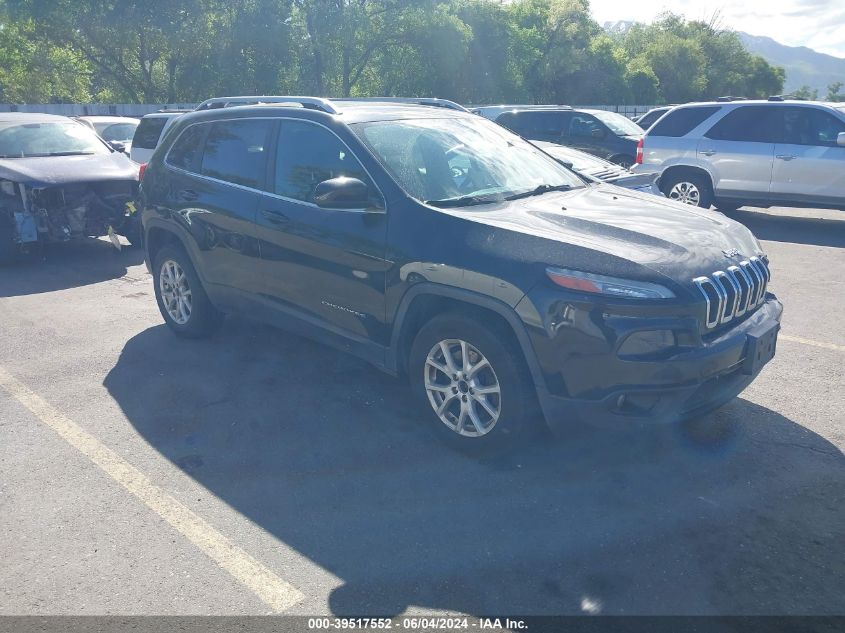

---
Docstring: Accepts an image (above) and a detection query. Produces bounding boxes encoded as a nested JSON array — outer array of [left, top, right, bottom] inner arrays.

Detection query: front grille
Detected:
[[693, 256, 770, 329]]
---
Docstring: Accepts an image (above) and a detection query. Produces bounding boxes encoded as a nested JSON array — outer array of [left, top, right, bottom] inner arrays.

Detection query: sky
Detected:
[[590, 0, 845, 58]]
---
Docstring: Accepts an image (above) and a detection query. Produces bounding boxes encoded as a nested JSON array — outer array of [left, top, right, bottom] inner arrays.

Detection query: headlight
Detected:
[[546, 267, 675, 299]]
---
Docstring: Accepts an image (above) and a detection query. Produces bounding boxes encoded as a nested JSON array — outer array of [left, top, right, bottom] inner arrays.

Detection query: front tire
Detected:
[[152, 244, 222, 338], [661, 171, 714, 208], [409, 313, 536, 451]]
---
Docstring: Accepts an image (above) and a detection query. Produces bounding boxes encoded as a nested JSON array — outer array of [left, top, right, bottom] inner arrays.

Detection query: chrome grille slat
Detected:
[[694, 256, 770, 329]]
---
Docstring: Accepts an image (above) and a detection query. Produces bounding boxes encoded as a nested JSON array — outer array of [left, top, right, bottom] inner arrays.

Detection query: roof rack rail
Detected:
[[334, 97, 469, 112], [194, 96, 340, 114], [715, 96, 747, 102], [768, 94, 807, 102]]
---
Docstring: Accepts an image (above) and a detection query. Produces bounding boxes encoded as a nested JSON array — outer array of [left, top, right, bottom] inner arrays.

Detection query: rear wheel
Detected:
[[661, 171, 714, 208], [409, 313, 536, 452], [153, 244, 222, 338]]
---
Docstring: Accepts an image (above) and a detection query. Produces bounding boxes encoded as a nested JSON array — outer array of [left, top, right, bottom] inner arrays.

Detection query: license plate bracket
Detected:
[[742, 322, 779, 375]]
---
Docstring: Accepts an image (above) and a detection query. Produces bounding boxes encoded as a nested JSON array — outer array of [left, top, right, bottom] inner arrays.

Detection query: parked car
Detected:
[[75, 115, 139, 154], [633, 106, 673, 131], [473, 105, 643, 168], [533, 141, 663, 196], [130, 110, 188, 164], [139, 97, 781, 449], [633, 99, 845, 210], [0, 113, 140, 262]]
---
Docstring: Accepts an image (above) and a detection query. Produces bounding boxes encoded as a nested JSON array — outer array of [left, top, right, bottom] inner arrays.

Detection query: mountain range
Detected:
[[603, 21, 845, 96]]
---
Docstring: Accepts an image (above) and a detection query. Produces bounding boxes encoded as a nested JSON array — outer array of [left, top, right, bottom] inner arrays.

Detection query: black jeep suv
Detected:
[[139, 97, 782, 448]]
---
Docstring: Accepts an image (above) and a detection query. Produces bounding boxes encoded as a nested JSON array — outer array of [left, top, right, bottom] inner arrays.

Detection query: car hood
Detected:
[[0, 152, 138, 187], [451, 184, 764, 288]]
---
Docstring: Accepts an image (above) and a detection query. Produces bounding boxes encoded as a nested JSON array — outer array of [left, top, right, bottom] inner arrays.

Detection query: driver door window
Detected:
[[274, 120, 372, 204]]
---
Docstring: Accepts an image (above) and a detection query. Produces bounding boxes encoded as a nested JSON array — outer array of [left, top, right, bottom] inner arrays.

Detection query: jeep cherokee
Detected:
[[139, 97, 782, 449]]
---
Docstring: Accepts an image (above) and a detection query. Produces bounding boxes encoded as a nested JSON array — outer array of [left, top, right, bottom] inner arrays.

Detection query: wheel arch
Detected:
[[144, 220, 209, 286], [388, 284, 546, 392], [660, 164, 714, 192]]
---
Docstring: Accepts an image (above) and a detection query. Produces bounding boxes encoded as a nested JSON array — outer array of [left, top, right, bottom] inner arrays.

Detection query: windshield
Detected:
[[0, 121, 109, 158], [94, 121, 138, 143], [353, 116, 584, 206], [591, 111, 643, 137]]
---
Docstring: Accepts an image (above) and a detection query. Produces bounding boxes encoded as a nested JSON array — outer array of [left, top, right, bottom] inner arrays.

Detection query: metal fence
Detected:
[[0, 103, 659, 119], [0, 103, 197, 116]]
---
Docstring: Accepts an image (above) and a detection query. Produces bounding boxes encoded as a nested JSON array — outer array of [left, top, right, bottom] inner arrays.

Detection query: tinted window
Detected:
[[200, 119, 272, 189], [495, 111, 569, 137], [568, 114, 604, 139], [167, 124, 207, 172], [705, 106, 783, 143], [650, 106, 720, 137], [638, 109, 668, 130], [783, 107, 845, 146], [95, 122, 138, 143], [274, 120, 371, 203], [132, 117, 169, 149]]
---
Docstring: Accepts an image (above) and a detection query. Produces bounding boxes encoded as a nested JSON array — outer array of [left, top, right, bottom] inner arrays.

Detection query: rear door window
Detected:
[[200, 119, 273, 189], [495, 111, 569, 138], [782, 107, 845, 146], [132, 117, 169, 149], [705, 106, 783, 143], [167, 123, 207, 172], [650, 106, 720, 137], [274, 120, 371, 204]]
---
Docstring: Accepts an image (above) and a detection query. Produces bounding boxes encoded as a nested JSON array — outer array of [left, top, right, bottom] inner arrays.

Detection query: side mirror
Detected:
[[837, 132, 845, 147], [109, 141, 126, 153], [313, 177, 383, 211]]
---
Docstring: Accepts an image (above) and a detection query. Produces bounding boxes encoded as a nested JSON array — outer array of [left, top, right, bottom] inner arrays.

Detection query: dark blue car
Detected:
[[474, 105, 643, 168]]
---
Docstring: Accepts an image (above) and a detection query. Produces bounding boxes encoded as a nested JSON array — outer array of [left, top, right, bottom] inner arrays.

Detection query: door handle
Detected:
[[776, 154, 797, 161], [177, 189, 198, 201], [261, 209, 290, 226], [700, 149, 717, 156]]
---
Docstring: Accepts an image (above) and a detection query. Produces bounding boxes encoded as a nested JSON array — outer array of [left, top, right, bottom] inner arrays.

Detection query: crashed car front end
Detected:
[[1, 177, 139, 254], [0, 114, 141, 259]]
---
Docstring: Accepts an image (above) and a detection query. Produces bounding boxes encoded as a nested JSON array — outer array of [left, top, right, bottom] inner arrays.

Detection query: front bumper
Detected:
[[531, 295, 783, 431]]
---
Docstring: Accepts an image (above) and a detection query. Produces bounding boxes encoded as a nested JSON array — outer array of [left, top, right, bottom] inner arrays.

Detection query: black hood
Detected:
[[451, 184, 764, 288], [0, 152, 138, 187]]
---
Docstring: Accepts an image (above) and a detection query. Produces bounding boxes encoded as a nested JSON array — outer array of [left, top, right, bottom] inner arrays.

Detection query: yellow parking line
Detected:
[[779, 334, 845, 352], [0, 366, 304, 613]]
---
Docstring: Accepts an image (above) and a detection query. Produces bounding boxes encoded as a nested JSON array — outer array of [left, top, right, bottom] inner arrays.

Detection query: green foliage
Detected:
[[0, 0, 786, 105], [826, 81, 845, 102], [792, 85, 819, 100]]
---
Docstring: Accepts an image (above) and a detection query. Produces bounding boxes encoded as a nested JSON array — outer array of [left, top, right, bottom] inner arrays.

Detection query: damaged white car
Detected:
[[0, 113, 140, 264]]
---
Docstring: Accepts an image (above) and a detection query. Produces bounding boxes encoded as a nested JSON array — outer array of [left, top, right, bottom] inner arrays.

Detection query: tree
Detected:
[[826, 81, 844, 102], [0, 14, 91, 102], [792, 85, 818, 100]]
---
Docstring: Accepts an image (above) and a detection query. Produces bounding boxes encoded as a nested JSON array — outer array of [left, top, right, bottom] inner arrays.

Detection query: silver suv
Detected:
[[633, 100, 845, 210]]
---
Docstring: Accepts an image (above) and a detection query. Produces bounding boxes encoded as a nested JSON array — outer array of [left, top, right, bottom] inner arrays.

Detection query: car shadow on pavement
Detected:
[[104, 320, 845, 616], [728, 209, 845, 248], [0, 238, 144, 298]]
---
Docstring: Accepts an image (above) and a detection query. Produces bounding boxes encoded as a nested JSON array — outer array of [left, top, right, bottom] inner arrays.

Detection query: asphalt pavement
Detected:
[[0, 206, 842, 617]]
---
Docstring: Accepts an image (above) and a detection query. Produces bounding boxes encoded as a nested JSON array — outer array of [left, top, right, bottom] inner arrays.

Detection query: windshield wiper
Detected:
[[425, 194, 502, 208], [46, 151, 96, 156], [504, 184, 574, 201]]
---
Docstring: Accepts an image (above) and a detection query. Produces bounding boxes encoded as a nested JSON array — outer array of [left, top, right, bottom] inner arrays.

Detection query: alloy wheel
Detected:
[[668, 181, 701, 205], [159, 259, 192, 325], [424, 339, 501, 437]]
